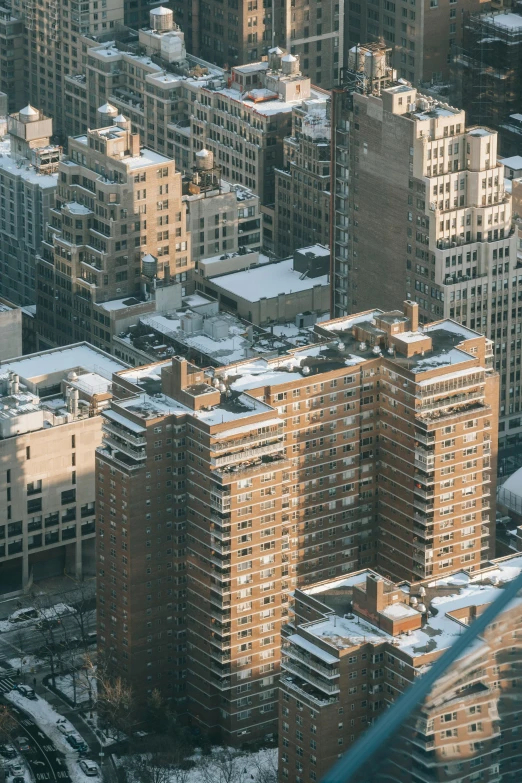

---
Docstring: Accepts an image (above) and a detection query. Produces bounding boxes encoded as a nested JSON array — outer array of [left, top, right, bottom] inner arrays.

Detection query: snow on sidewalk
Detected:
[[55, 672, 97, 704], [5, 689, 95, 783]]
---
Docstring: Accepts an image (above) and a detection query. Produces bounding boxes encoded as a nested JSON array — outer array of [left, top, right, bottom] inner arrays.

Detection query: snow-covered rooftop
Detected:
[[499, 467, 522, 500], [423, 319, 481, 341], [208, 257, 329, 302], [482, 11, 522, 30], [0, 139, 58, 188], [1, 343, 127, 382], [501, 155, 522, 170]]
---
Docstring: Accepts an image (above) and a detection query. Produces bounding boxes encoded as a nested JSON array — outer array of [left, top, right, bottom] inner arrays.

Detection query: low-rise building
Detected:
[[0, 343, 127, 593], [198, 247, 330, 325], [112, 293, 322, 367]]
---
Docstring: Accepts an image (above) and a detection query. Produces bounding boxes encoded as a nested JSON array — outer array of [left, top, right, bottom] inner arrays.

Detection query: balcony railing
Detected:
[[96, 447, 143, 472], [211, 427, 284, 453], [102, 434, 146, 461], [285, 645, 339, 679], [211, 440, 285, 467], [281, 675, 339, 707], [102, 421, 146, 446], [282, 659, 340, 695]]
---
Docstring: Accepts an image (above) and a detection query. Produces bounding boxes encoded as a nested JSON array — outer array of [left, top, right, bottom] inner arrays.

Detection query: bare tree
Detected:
[[127, 753, 175, 783], [76, 653, 97, 707], [68, 580, 96, 650], [198, 749, 249, 783], [0, 706, 16, 743], [252, 753, 278, 783], [96, 659, 135, 740]]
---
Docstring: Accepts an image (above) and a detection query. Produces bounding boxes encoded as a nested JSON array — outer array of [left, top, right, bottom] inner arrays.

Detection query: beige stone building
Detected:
[[332, 45, 519, 453], [279, 555, 522, 783], [96, 299, 497, 743], [36, 117, 191, 351], [0, 343, 126, 593], [61, 16, 327, 207], [183, 150, 262, 268]]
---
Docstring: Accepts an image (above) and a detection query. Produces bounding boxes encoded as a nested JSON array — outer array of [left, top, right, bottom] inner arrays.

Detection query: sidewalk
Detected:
[[31, 669, 101, 755]]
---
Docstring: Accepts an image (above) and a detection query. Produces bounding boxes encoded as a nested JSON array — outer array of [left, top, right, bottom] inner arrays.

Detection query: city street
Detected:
[[2, 698, 73, 783]]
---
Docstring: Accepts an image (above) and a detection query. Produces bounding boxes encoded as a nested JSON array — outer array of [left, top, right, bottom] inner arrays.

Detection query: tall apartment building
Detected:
[[183, 149, 262, 267], [10, 0, 125, 138], [452, 11, 522, 153], [191, 50, 326, 205], [61, 13, 325, 207], [36, 117, 192, 351], [331, 45, 519, 451], [171, 0, 342, 91], [0, 6, 26, 112], [0, 104, 60, 306], [279, 556, 522, 783], [0, 343, 126, 594], [344, 0, 489, 87], [96, 298, 497, 741], [273, 96, 331, 258]]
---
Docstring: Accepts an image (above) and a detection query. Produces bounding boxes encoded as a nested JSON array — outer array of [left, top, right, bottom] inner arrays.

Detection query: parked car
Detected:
[[57, 723, 74, 737], [8, 764, 24, 776], [0, 745, 16, 760], [15, 685, 36, 700], [66, 734, 88, 752], [87, 632, 97, 646], [79, 760, 99, 777], [12, 777, 25, 783], [9, 608, 38, 623], [15, 736, 31, 752]]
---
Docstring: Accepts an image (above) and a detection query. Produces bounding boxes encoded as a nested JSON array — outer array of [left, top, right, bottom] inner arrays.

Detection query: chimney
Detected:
[[404, 300, 419, 332], [129, 133, 141, 157]]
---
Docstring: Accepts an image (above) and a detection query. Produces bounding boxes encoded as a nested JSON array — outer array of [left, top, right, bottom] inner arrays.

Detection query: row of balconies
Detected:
[[211, 440, 285, 467], [211, 426, 284, 453], [284, 644, 339, 680], [102, 434, 146, 462], [281, 658, 340, 695], [102, 420, 146, 447]]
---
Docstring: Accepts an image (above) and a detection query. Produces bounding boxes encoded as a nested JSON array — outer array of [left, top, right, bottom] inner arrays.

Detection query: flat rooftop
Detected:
[[0, 343, 128, 383], [300, 554, 522, 660], [482, 11, 522, 31], [0, 139, 58, 188], [501, 155, 522, 170], [207, 257, 329, 302]]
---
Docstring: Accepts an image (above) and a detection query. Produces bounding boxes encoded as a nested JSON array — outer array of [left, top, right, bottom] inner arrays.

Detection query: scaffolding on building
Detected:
[[451, 11, 522, 142]]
